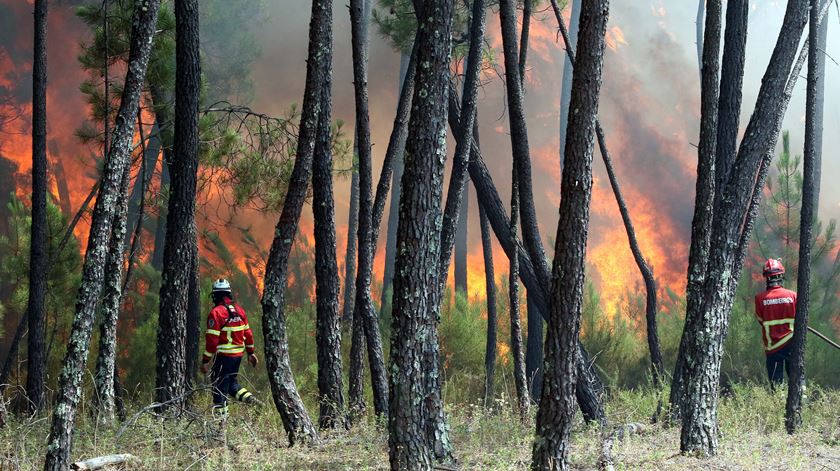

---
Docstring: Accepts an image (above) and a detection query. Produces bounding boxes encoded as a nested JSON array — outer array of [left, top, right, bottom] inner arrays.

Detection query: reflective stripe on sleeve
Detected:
[[203, 351, 213, 358], [206, 329, 221, 336]]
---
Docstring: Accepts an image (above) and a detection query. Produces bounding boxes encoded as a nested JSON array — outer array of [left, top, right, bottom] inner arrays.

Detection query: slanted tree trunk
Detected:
[[525, 294, 543, 402], [156, 0, 200, 409], [388, 0, 453, 466], [26, 0, 48, 415], [680, 0, 808, 455], [509, 154, 529, 422], [94, 164, 130, 424], [312, 48, 345, 429], [260, 0, 331, 448], [696, 0, 705, 80], [558, 0, 581, 167], [480, 202, 498, 409], [44, 1, 161, 468], [449, 87, 607, 426], [785, 0, 821, 434], [381, 54, 411, 313], [349, 0, 389, 418], [532, 1, 609, 467]]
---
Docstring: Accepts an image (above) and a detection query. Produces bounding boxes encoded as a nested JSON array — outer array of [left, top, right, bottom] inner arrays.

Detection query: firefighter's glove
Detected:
[[248, 353, 259, 368]]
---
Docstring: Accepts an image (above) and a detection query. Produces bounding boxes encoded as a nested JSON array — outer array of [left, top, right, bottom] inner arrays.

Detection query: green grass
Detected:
[[1, 384, 839, 470]]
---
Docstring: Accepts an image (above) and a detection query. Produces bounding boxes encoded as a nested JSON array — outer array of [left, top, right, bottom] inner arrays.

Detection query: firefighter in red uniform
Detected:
[[200, 279, 260, 414], [754, 259, 797, 387]]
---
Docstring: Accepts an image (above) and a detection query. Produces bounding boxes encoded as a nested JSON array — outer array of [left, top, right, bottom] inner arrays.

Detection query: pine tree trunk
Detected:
[[312, 55, 345, 429], [25, 0, 48, 415], [343, 160, 359, 322], [348, 297, 366, 418], [498, 0, 551, 294], [454, 195, 468, 296], [525, 293, 543, 402], [532, 2, 609, 467], [811, 0, 828, 216], [558, 0, 581, 167], [125, 118, 162, 247], [449, 88, 606, 425], [185, 231, 200, 386], [148, 84, 173, 274], [52, 157, 72, 219], [509, 159, 529, 422], [680, 0, 808, 454], [480, 203, 498, 409], [44, 2, 161, 468], [670, 0, 722, 422], [425, 0, 486, 460], [260, 0, 332, 447], [388, 0, 453, 466], [156, 0, 200, 409], [381, 52, 411, 312], [349, 0, 389, 418], [713, 0, 748, 210], [93, 164, 131, 424], [785, 0, 820, 434]]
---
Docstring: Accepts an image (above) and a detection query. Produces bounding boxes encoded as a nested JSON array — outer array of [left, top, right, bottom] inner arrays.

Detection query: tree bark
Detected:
[[425, 0, 487, 459], [480, 202, 498, 409], [93, 164, 130, 424], [387, 0, 453, 466], [349, 0, 390, 418], [680, 0, 808, 455], [696, 0, 705, 80], [381, 54, 411, 312], [156, 0, 201, 409], [811, 0, 828, 216], [509, 150, 529, 422], [713, 0, 748, 210], [343, 154, 359, 322], [26, 0, 48, 415], [185, 236, 200, 387], [260, 0, 331, 448], [670, 0, 722, 423], [532, 1, 609, 467], [44, 1, 161, 468], [312, 47, 345, 429], [558, 0, 581, 167], [525, 294, 543, 402], [785, 0, 820, 434]]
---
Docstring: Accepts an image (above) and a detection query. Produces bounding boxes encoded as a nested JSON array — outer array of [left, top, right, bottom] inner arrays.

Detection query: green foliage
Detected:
[[0, 194, 82, 384]]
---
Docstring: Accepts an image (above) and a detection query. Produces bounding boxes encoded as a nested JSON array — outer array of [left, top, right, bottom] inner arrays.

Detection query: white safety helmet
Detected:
[[211, 278, 232, 294]]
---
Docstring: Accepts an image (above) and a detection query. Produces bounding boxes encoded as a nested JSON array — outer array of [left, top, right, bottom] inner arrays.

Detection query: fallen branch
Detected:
[[71, 454, 137, 470], [598, 423, 646, 471]]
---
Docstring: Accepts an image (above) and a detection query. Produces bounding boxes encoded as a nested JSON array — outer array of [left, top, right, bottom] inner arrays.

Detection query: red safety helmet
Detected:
[[762, 259, 785, 278]]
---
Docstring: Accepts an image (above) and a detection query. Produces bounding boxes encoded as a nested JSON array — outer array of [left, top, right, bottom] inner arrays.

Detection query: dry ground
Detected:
[[1, 385, 838, 470]]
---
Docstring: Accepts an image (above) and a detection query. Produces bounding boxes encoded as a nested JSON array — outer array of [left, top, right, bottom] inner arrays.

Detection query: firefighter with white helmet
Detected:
[[201, 278, 260, 414]]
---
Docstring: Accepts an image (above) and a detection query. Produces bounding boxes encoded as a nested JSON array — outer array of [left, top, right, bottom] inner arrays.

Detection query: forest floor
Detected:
[[1, 384, 839, 470]]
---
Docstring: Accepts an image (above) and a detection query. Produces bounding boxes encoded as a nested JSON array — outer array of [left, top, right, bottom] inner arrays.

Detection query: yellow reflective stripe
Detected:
[[235, 388, 249, 400], [245, 344, 255, 349], [217, 346, 245, 353], [763, 319, 795, 351], [206, 329, 221, 336], [203, 351, 213, 358], [222, 324, 250, 333]]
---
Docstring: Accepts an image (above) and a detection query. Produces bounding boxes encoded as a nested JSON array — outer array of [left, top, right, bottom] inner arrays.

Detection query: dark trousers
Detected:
[[766, 343, 792, 387], [210, 355, 244, 407]]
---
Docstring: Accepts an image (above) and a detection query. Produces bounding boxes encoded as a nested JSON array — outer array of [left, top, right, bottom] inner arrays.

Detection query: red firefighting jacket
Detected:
[[754, 286, 797, 354], [203, 296, 255, 362]]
